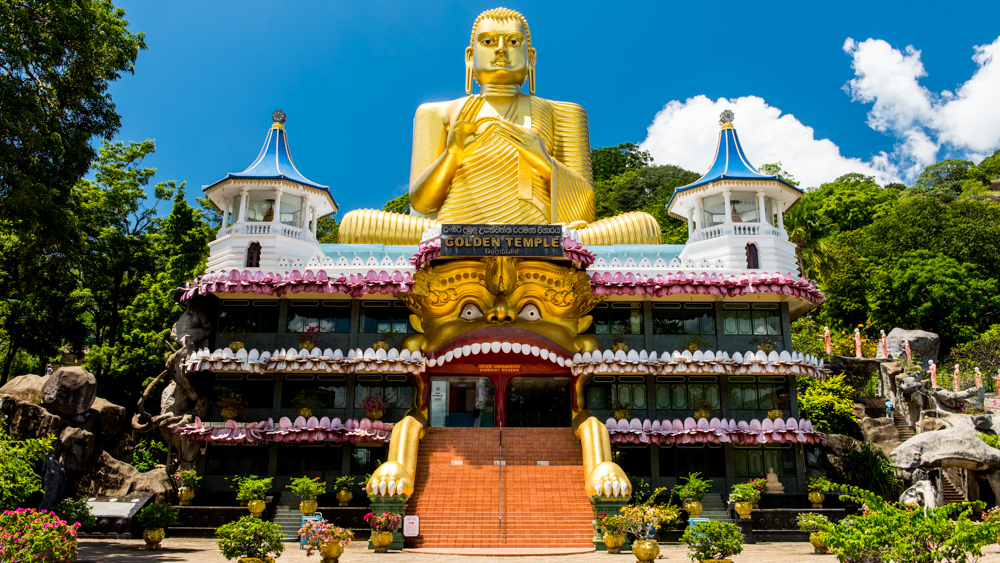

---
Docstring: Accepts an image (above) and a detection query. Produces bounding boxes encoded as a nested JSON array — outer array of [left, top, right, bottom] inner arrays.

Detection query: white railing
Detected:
[[694, 223, 786, 241], [216, 221, 309, 240]]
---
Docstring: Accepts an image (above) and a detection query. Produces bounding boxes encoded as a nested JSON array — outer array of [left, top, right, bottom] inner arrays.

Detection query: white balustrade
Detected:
[[695, 223, 786, 241], [216, 221, 310, 240]]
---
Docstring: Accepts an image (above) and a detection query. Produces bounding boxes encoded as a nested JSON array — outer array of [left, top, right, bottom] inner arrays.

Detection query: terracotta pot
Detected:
[[613, 409, 630, 421], [735, 501, 753, 520], [143, 528, 164, 550], [809, 532, 827, 554], [603, 533, 625, 553], [321, 540, 344, 563], [336, 490, 353, 506], [631, 539, 660, 563], [367, 409, 384, 421], [684, 500, 703, 518], [300, 499, 318, 515], [693, 409, 710, 421], [371, 530, 393, 553], [808, 491, 824, 508], [767, 409, 783, 421], [297, 407, 313, 418], [220, 407, 240, 421], [248, 499, 265, 518], [178, 487, 195, 506]]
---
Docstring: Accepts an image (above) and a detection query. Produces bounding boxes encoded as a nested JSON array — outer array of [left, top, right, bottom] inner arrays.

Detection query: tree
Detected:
[[758, 162, 800, 187], [383, 193, 410, 215], [0, 426, 52, 510], [594, 164, 698, 243], [797, 374, 856, 435], [591, 143, 651, 182], [910, 159, 975, 202], [316, 216, 339, 243]]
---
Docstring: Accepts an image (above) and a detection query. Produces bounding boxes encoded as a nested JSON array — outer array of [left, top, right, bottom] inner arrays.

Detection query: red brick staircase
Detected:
[[406, 427, 594, 548]]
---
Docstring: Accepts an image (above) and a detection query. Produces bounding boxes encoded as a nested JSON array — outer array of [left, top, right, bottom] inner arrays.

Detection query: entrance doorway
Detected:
[[505, 377, 571, 427], [429, 377, 496, 427]]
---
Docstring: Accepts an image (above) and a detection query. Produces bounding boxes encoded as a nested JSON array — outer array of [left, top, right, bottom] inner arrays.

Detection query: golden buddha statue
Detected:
[[339, 8, 660, 246]]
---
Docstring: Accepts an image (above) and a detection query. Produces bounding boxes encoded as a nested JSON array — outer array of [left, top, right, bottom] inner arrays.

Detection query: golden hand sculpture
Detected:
[[339, 8, 661, 246]]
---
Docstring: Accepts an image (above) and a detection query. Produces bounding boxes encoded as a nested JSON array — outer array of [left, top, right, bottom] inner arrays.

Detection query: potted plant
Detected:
[[796, 512, 831, 554], [611, 400, 632, 421], [235, 475, 273, 518], [619, 501, 680, 563], [729, 483, 760, 521], [216, 392, 249, 421], [750, 335, 777, 354], [761, 390, 790, 421], [217, 515, 285, 562], [287, 476, 326, 516], [683, 335, 711, 353], [300, 518, 354, 563], [746, 477, 765, 509], [673, 472, 712, 518], [364, 510, 401, 553], [298, 325, 323, 351], [680, 519, 744, 563], [54, 498, 98, 530], [136, 502, 179, 550], [806, 476, 832, 508], [292, 390, 323, 418], [332, 475, 357, 506], [174, 468, 202, 506], [690, 397, 718, 421], [596, 511, 629, 553], [360, 393, 389, 420]]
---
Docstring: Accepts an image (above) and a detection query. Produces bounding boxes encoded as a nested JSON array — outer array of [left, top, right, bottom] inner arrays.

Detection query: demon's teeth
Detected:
[[501, 341, 512, 353], [471, 343, 481, 355]]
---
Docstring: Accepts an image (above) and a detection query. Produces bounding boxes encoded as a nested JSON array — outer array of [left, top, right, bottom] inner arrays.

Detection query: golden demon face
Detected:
[[398, 257, 602, 361]]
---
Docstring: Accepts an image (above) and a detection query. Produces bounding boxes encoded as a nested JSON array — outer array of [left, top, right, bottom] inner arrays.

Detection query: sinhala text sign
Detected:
[[440, 224, 562, 257]]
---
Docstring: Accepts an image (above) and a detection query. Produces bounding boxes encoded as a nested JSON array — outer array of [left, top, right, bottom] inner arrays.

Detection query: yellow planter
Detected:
[[693, 409, 710, 421], [701, 560, 734, 563], [373, 341, 390, 351], [178, 487, 195, 506], [220, 407, 240, 421], [767, 409, 783, 421], [247, 499, 265, 518], [228, 341, 244, 351], [321, 540, 345, 563], [614, 409, 631, 421], [300, 499, 318, 515], [371, 530, 393, 553], [367, 409, 383, 420], [142, 528, 164, 550], [684, 500, 703, 518], [603, 532, 625, 553], [808, 491, 824, 508], [735, 501, 753, 520], [810, 532, 827, 554], [238, 559, 274, 563], [631, 539, 660, 563], [336, 490, 353, 506], [300, 341, 316, 351], [297, 407, 313, 418]]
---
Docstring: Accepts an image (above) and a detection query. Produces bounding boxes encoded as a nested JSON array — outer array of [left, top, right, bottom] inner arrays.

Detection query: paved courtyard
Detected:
[[76, 538, 1000, 562]]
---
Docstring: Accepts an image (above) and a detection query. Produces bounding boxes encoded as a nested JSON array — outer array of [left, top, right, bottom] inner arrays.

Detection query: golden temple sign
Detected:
[[441, 224, 562, 257]]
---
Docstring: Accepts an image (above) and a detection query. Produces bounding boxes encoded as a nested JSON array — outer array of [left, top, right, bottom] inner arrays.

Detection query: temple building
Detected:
[[168, 7, 825, 551]]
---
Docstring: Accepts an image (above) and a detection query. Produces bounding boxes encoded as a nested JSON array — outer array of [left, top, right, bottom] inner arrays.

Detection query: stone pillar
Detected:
[[776, 201, 785, 230], [368, 495, 409, 550], [723, 189, 733, 233], [238, 187, 249, 224], [310, 207, 319, 240], [756, 191, 767, 224], [591, 496, 631, 551], [221, 201, 230, 230], [272, 187, 284, 229], [299, 195, 308, 230], [694, 199, 704, 232], [687, 208, 695, 238]]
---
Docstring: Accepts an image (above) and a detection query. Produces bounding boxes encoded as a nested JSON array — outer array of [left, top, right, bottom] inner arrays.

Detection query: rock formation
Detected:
[[885, 328, 940, 369]]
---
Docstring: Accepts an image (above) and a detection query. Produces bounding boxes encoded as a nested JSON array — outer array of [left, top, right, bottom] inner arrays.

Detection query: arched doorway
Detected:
[[246, 241, 262, 267], [505, 377, 571, 427]]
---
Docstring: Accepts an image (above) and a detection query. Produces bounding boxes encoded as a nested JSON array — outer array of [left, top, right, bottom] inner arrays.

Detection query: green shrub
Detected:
[[233, 475, 273, 501], [729, 482, 760, 503], [798, 374, 857, 435], [680, 520, 743, 561], [287, 476, 326, 500], [672, 472, 711, 502], [0, 427, 52, 510], [599, 514, 629, 536], [978, 433, 1000, 449], [53, 498, 97, 529], [796, 512, 831, 533], [332, 475, 357, 493], [841, 441, 903, 501], [136, 503, 179, 530], [131, 439, 167, 472], [0, 508, 79, 563], [216, 516, 285, 561]]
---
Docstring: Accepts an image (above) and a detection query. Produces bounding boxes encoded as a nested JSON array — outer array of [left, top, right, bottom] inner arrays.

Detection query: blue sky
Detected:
[[110, 1, 1000, 214]]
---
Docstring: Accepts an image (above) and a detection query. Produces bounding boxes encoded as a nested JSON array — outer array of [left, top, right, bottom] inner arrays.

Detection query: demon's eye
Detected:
[[518, 303, 541, 321], [460, 302, 483, 321]]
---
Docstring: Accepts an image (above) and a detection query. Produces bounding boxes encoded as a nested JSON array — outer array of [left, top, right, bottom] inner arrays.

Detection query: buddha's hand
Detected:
[[491, 119, 554, 180], [585, 461, 632, 498], [366, 461, 413, 497], [446, 96, 488, 160]]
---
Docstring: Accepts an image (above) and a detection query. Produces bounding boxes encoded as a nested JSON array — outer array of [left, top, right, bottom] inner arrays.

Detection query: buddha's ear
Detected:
[[465, 46, 474, 94], [577, 315, 592, 335], [409, 314, 424, 334], [527, 47, 536, 95]]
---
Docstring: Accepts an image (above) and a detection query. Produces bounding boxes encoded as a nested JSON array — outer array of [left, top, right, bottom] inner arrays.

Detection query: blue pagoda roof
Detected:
[[206, 117, 332, 199], [668, 121, 800, 207]]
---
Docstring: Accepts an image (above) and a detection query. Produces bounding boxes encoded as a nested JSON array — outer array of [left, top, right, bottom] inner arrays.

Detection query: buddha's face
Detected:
[[399, 258, 600, 362], [467, 17, 534, 87]]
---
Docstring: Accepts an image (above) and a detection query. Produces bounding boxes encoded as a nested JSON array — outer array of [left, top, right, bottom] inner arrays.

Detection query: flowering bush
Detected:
[[214, 392, 248, 412], [360, 393, 389, 412], [364, 510, 401, 532], [53, 498, 96, 529], [216, 516, 285, 561], [287, 476, 326, 500], [746, 477, 766, 494], [0, 508, 79, 563], [599, 514, 629, 536], [619, 504, 680, 540], [299, 518, 353, 556], [689, 397, 718, 411], [681, 520, 743, 561], [806, 476, 833, 493], [174, 468, 202, 489]]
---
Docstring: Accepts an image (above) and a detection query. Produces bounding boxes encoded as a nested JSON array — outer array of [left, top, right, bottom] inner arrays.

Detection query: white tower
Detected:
[[667, 110, 802, 275], [203, 110, 337, 271]]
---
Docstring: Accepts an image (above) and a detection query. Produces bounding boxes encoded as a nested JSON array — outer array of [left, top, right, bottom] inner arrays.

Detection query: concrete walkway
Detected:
[[75, 538, 1000, 562]]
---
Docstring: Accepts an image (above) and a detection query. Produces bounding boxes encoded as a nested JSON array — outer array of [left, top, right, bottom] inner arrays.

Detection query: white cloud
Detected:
[[638, 95, 896, 189]]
